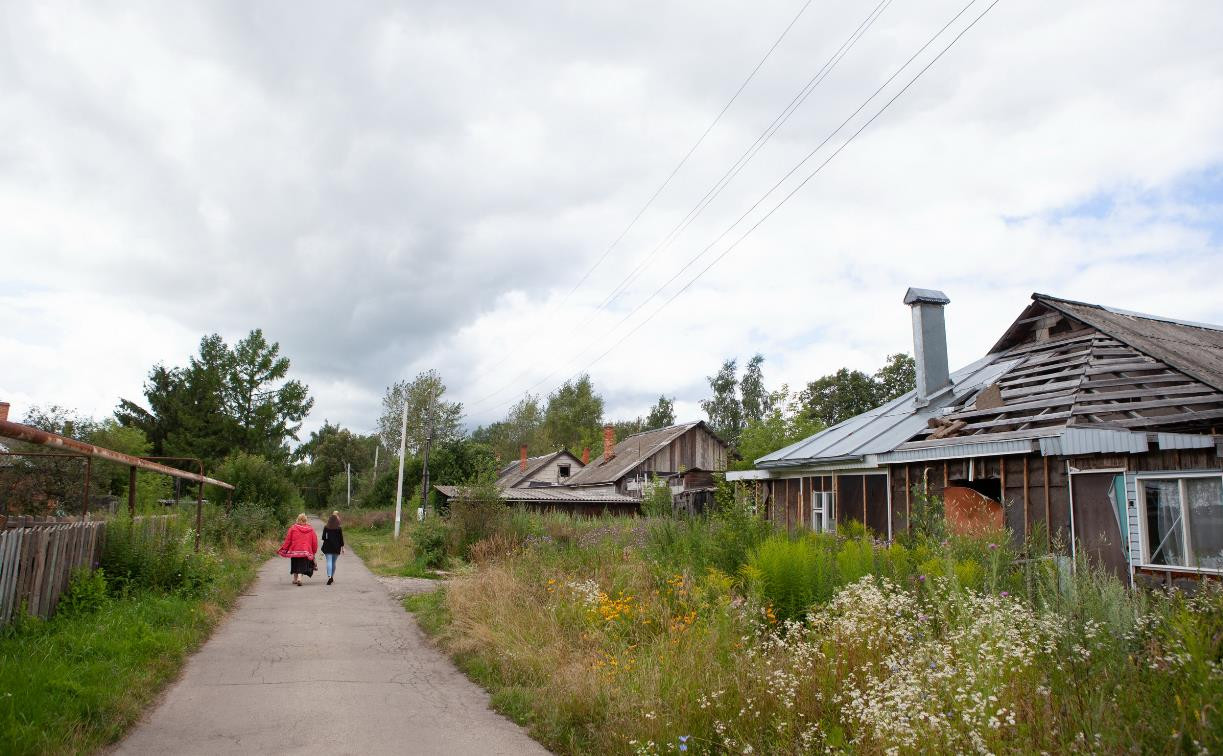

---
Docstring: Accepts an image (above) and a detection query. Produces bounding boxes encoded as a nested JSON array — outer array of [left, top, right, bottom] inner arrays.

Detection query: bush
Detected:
[[211, 452, 302, 525], [102, 519, 220, 597], [640, 476, 673, 518], [446, 475, 507, 560], [57, 568, 109, 618], [412, 516, 450, 568], [203, 502, 279, 548], [745, 533, 838, 621]]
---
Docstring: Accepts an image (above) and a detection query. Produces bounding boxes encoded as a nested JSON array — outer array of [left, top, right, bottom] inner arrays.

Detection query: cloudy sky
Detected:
[[3, 0, 1222, 440]]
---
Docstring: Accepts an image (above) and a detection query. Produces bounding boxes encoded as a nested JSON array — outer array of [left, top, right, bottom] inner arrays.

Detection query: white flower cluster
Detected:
[[564, 578, 602, 608]]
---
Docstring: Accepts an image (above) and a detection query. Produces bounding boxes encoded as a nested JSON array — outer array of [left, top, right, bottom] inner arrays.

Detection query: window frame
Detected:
[[810, 491, 834, 533], [1136, 471, 1223, 573], [558, 464, 571, 478]]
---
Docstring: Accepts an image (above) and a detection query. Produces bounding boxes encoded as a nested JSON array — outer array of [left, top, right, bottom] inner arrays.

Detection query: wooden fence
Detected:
[[0, 515, 176, 624]]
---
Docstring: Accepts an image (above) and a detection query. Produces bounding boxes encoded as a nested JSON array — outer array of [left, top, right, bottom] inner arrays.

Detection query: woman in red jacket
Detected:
[[278, 513, 319, 586]]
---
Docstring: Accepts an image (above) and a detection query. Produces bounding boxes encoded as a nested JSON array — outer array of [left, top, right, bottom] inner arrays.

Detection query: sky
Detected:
[[3, 0, 1222, 442]]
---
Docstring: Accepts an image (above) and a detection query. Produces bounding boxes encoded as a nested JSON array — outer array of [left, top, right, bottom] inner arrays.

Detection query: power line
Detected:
[[478, 0, 1002, 417], [574, 0, 1005, 379], [468, 0, 892, 411], [465, 0, 815, 405]]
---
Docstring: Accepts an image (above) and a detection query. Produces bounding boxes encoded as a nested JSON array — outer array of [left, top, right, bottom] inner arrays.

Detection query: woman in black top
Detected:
[[321, 511, 345, 585]]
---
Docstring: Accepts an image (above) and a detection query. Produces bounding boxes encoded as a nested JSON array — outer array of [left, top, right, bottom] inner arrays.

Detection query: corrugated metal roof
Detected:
[[435, 484, 637, 504], [878, 438, 1037, 463], [1154, 432, 1218, 450], [1038, 428, 1149, 456], [756, 354, 1019, 468]]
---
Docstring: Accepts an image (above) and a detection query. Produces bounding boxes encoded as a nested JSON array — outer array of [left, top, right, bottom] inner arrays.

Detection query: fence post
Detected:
[[128, 466, 137, 518]]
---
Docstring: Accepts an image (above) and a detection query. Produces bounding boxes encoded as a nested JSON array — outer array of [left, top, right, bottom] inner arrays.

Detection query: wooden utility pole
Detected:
[[393, 403, 408, 539], [420, 413, 434, 520]]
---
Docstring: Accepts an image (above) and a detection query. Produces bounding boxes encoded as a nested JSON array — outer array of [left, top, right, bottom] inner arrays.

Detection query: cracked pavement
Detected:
[[114, 520, 548, 755]]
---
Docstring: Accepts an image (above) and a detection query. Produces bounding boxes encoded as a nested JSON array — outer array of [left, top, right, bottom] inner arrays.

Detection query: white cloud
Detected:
[[2, 0, 1221, 438]]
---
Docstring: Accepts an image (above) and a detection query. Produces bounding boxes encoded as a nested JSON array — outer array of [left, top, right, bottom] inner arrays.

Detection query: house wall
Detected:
[[614, 426, 727, 495], [757, 474, 887, 535], [887, 447, 1222, 562], [520, 454, 580, 487], [889, 454, 1069, 545]]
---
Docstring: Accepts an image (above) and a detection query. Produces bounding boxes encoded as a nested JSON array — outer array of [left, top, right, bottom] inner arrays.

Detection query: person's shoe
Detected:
[[327, 577, 334, 585]]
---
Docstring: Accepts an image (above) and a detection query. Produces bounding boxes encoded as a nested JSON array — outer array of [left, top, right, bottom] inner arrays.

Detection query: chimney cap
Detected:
[[904, 287, 950, 306]]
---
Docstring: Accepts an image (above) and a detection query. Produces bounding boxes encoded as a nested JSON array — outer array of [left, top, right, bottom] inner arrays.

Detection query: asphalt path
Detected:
[[114, 519, 547, 755]]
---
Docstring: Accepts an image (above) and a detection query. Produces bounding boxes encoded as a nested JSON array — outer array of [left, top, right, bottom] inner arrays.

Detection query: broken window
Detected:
[[1140, 475, 1223, 570], [558, 464, 571, 478]]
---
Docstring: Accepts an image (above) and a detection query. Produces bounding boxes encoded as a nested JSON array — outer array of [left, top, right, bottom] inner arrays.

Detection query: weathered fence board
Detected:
[[0, 521, 106, 623]]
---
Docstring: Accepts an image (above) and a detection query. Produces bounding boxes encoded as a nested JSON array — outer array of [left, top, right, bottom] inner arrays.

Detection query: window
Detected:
[[810, 491, 834, 533], [1140, 475, 1223, 570], [558, 464, 571, 478]]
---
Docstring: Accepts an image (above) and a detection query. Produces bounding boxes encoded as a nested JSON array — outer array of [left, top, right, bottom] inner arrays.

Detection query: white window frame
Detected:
[[1136, 471, 1223, 573], [810, 491, 834, 533]]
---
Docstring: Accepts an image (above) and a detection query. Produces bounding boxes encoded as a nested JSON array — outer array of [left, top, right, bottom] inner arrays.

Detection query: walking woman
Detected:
[[321, 510, 345, 586], [278, 513, 319, 586]]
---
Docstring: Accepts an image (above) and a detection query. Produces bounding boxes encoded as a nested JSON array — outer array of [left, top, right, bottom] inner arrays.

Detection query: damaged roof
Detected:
[[748, 293, 1223, 471], [434, 484, 637, 505]]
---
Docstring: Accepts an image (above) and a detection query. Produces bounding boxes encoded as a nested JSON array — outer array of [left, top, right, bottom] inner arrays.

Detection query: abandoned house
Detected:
[[437, 421, 729, 516], [564, 421, 729, 512], [727, 289, 1223, 584]]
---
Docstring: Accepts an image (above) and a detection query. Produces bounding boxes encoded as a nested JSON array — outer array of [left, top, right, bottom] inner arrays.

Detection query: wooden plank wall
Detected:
[[888, 454, 1068, 545], [0, 515, 175, 625]]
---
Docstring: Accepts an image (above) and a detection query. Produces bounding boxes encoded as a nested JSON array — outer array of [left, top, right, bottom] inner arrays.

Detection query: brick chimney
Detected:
[[603, 425, 615, 462], [581, 447, 590, 465], [520, 444, 528, 472], [0, 402, 9, 423]]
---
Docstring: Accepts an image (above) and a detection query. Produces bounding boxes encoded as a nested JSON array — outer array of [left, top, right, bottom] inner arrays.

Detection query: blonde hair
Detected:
[[296, 513, 309, 524]]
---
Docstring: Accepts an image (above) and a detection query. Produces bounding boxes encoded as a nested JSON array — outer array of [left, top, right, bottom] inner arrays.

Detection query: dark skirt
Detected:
[[290, 557, 314, 576]]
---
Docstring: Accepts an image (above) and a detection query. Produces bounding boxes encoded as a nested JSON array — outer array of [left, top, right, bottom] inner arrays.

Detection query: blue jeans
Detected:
[[325, 552, 338, 577]]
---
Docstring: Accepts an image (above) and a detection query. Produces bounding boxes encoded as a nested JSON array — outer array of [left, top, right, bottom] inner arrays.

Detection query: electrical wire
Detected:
[[476, 0, 1003, 417]]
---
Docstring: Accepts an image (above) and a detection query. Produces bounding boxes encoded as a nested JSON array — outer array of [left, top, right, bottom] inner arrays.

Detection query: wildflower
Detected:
[[679, 735, 689, 752], [1000, 591, 1009, 597], [988, 542, 998, 550]]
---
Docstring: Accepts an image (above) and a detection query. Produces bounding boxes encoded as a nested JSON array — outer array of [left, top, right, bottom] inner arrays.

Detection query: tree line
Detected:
[[1, 323, 915, 518]]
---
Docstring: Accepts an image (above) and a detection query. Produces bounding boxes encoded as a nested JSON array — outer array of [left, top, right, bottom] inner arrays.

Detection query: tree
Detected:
[[874, 352, 916, 402], [377, 369, 464, 457], [739, 354, 771, 425], [798, 368, 879, 427], [700, 359, 744, 444], [644, 395, 676, 430], [798, 353, 918, 427], [224, 329, 314, 463], [541, 374, 604, 453], [115, 330, 313, 468], [733, 386, 823, 470], [294, 421, 379, 509], [471, 394, 546, 463]]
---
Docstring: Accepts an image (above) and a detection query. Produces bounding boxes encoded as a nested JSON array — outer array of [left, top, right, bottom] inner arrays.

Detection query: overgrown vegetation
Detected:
[[387, 484, 1223, 754], [0, 512, 270, 754]]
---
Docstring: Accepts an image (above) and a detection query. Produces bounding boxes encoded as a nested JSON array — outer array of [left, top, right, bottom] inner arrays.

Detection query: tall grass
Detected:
[[406, 509, 1223, 754]]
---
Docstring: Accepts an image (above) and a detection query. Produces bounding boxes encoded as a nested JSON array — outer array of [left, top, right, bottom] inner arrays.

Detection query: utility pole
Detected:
[[420, 411, 434, 520], [393, 402, 409, 539], [373, 445, 379, 484], [346, 461, 351, 508]]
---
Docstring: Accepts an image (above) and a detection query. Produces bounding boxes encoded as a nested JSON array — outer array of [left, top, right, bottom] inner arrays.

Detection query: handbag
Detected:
[[308, 558, 318, 576]]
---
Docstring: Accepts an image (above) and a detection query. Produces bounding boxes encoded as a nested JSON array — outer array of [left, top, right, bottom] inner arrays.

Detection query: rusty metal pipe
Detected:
[[0, 419, 233, 489]]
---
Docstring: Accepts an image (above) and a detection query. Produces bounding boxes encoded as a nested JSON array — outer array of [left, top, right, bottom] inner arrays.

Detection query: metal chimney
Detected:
[[903, 288, 951, 406]]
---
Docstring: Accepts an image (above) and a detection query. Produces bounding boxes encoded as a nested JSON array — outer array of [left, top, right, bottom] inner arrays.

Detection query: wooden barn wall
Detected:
[[888, 454, 1071, 545], [759, 474, 887, 533], [642, 427, 727, 476]]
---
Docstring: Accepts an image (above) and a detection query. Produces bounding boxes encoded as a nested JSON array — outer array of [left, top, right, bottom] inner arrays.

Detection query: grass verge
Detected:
[[0, 547, 259, 755], [346, 524, 439, 578]]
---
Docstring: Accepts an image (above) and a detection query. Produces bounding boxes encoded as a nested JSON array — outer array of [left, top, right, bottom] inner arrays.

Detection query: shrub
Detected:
[[446, 475, 507, 559], [102, 519, 220, 596], [211, 452, 301, 524], [203, 502, 278, 548], [745, 534, 838, 621], [640, 475, 673, 518], [412, 516, 450, 568], [57, 568, 109, 618]]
